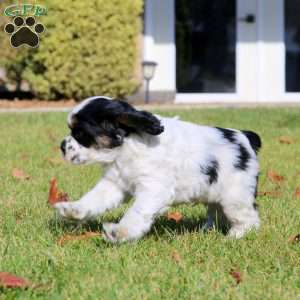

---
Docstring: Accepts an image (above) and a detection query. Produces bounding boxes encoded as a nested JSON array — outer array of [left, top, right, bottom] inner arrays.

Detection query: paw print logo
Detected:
[[4, 16, 45, 48]]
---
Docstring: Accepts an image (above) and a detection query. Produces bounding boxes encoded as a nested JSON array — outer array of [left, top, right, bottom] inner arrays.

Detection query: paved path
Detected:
[[1, 102, 300, 113]]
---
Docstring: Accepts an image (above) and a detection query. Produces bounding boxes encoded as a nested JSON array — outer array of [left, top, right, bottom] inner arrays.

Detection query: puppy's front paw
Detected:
[[102, 223, 130, 243], [54, 202, 90, 221]]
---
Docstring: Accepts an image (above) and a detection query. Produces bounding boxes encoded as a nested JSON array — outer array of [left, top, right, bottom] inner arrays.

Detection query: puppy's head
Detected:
[[60, 96, 164, 164]]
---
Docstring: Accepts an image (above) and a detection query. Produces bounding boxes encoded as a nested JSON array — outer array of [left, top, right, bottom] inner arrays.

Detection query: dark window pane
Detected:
[[176, 0, 236, 93], [285, 0, 300, 92]]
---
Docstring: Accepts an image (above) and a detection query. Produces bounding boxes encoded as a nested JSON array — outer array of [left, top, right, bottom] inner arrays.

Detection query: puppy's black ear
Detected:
[[115, 102, 164, 135]]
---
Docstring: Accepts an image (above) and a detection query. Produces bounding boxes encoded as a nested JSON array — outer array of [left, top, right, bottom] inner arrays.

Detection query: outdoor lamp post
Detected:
[[142, 61, 157, 104]]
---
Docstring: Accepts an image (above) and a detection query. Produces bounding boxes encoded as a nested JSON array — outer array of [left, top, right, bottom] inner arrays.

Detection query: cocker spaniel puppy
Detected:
[[56, 96, 261, 243]]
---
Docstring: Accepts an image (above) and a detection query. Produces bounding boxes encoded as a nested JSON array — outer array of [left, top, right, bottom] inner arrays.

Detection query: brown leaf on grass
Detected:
[[278, 136, 294, 144], [167, 212, 183, 223], [12, 168, 30, 181], [229, 269, 242, 284], [257, 191, 282, 197], [148, 250, 157, 257], [171, 250, 182, 264], [52, 146, 60, 153], [47, 130, 57, 143], [0, 272, 30, 288], [294, 188, 300, 198], [267, 170, 284, 184], [48, 177, 59, 205], [46, 157, 64, 166], [57, 232, 101, 246], [48, 178, 69, 206], [288, 234, 300, 243], [19, 154, 29, 161], [14, 209, 26, 224]]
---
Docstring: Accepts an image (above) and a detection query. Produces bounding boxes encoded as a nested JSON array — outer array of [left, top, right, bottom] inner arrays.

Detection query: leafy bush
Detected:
[[0, 0, 143, 100]]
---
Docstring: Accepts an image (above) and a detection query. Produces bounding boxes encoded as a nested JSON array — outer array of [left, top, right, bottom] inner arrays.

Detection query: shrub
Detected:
[[0, 0, 143, 100]]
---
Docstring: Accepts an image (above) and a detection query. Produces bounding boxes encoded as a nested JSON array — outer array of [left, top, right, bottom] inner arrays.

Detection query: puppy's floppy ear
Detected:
[[115, 102, 164, 135]]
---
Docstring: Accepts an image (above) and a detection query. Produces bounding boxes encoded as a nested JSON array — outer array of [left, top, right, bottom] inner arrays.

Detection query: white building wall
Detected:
[[144, 0, 300, 103], [144, 0, 176, 94], [257, 0, 285, 102]]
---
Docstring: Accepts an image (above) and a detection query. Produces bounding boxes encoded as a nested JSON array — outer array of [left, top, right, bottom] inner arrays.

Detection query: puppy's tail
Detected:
[[242, 130, 262, 154]]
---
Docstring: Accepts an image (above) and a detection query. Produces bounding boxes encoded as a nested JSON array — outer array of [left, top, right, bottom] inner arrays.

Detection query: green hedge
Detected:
[[0, 0, 143, 100]]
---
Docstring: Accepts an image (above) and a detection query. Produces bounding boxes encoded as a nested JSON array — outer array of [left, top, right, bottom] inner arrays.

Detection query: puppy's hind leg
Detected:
[[203, 203, 230, 233], [221, 192, 260, 239]]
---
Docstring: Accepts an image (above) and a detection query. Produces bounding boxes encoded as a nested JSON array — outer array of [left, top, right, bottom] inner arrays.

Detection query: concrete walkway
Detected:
[[1, 102, 300, 113]]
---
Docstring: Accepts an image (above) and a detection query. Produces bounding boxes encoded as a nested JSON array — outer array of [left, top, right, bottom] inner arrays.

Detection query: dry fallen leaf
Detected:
[[294, 188, 300, 198], [57, 232, 101, 246], [14, 209, 26, 224], [229, 269, 242, 284], [148, 250, 157, 257], [46, 157, 64, 166], [171, 250, 182, 264], [267, 170, 284, 184], [257, 191, 282, 197], [0, 272, 30, 288], [48, 178, 59, 205], [52, 146, 60, 152], [278, 136, 294, 144], [167, 212, 183, 223], [288, 234, 300, 243], [48, 178, 69, 206], [12, 168, 30, 181], [46, 130, 57, 143], [19, 154, 29, 161]]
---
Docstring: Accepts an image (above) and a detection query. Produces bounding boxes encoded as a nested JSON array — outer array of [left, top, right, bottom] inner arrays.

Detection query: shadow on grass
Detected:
[[47, 215, 228, 240], [152, 216, 229, 237], [47, 217, 103, 236], [152, 217, 207, 236]]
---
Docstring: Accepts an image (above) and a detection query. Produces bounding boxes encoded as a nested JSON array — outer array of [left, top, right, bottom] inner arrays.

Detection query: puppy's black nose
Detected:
[[60, 140, 66, 155]]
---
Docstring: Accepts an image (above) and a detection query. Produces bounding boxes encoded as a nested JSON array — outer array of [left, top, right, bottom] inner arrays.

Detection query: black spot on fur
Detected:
[[216, 127, 258, 172], [242, 130, 262, 154], [71, 125, 96, 148], [234, 143, 250, 170], [215, 127, 236, 143], [201, 159, 219, 184], [77, 98, 164, 136]]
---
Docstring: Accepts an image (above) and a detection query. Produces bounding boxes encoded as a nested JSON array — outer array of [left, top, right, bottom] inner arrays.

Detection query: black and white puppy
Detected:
[[56, 96, 261, 243]]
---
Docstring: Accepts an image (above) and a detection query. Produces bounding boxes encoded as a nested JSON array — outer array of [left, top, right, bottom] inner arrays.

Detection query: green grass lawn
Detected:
[[0, 108, 300, 299]]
